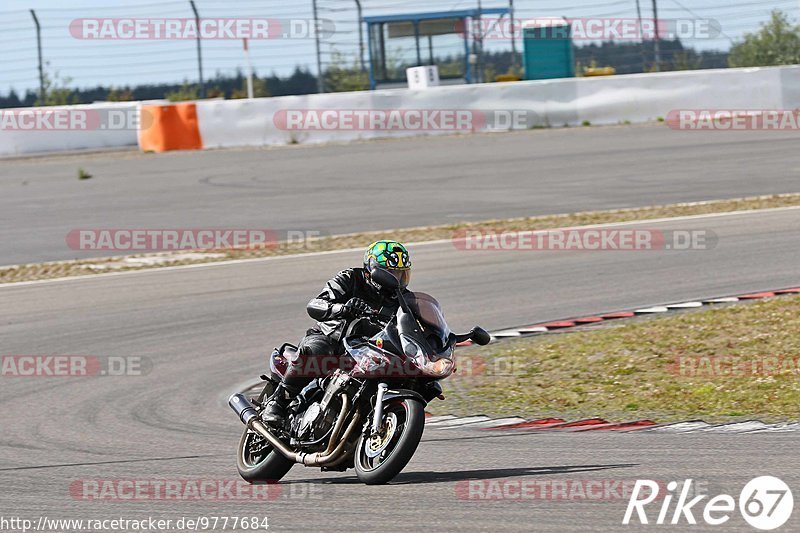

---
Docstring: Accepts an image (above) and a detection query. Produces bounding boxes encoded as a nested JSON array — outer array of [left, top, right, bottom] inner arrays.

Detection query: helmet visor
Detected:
[[387, 268, 411, 289]]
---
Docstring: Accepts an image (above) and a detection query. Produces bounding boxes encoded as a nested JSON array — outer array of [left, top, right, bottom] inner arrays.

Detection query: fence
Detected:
[[1, 0, 796, 105]]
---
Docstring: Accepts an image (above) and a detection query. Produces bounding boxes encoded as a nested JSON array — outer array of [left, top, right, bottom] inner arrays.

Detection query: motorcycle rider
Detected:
[[262, 240, 412, 425]]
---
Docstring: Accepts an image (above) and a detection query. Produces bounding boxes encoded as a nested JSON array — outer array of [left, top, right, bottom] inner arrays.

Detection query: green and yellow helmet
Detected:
[[363, 240, 411, 289]]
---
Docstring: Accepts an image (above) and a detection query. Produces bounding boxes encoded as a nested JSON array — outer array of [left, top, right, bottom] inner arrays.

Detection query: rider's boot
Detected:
[[261, 383, 297, 426]]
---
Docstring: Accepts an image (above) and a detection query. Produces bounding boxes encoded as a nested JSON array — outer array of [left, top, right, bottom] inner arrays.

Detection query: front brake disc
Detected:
[[364, 412, 398, 458]]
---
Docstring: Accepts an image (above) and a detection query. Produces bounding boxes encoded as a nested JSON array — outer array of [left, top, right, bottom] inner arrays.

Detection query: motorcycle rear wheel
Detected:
[[354, 398, 425, 485], [237, 428, 294, 483]]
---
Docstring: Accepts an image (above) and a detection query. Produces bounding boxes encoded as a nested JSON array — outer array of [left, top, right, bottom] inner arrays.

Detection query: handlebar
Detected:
[[353, 302, 491, 346]]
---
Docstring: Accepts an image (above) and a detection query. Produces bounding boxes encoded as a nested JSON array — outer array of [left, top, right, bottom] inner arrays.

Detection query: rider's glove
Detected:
[[335, 297, 373, 319]]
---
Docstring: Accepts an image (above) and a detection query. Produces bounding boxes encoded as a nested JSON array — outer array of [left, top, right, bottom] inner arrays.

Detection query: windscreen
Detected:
[[406, 291, 451, 349]]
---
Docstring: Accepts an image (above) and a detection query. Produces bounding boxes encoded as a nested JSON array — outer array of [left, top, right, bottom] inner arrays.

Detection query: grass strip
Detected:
[[3, 193, 799, 284], [440, 295, 800, 423]]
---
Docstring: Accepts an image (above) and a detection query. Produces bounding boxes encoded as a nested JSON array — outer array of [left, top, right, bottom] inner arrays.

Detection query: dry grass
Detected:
[[439, 295, 800, 422]]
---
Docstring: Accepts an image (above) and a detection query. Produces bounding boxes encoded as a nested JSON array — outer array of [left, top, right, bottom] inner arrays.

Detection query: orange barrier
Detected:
[[138, 103, 203, 152]]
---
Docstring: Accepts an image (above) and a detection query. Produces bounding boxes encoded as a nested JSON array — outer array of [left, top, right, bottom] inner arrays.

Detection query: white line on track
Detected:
[[3, 205, 799, 289]]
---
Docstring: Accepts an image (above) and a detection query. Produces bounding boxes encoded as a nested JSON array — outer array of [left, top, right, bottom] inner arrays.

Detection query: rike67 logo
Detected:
[[623, 476, 793, 530]]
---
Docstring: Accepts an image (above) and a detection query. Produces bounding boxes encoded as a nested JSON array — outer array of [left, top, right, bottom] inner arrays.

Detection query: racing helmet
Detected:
[[363, 240, 411, 290]]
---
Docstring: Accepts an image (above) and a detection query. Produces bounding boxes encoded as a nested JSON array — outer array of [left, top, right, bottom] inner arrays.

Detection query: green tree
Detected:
[[231, 77, 270, 99], [165, 82, 200, 102], [671, 51, 702, 71], [729, 10, 800, 67], [36, 66, 79, 106], [206, 86, 225, 99], [106, 87, 134, 101], [323, 52, 369, 93]]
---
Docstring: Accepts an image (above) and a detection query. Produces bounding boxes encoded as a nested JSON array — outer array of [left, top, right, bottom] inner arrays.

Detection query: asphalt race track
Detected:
[[3, 124, 800, 265], [1, 208, 799, 531]]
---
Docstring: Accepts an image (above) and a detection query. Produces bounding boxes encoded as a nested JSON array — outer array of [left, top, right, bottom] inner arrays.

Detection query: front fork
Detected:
[[371, 382, 389, 434]]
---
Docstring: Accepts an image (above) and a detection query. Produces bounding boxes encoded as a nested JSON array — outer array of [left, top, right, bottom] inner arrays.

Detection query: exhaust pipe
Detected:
[[229, 393, 360, 467], [229, 393, 297, 459]]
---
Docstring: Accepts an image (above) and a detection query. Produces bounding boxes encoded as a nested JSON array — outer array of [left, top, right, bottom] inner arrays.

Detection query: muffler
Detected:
[[229, 393, 359, 467]]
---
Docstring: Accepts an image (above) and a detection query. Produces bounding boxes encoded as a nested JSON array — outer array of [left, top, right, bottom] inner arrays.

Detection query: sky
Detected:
[[1, 0, 797, 96]]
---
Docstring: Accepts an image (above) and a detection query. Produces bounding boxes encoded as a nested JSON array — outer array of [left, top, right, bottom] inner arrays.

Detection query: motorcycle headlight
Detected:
[[402, 335, 455, 378], [360, 354, 389, 373], [421, 356, 455, 378], [349, 344, 390, 373]]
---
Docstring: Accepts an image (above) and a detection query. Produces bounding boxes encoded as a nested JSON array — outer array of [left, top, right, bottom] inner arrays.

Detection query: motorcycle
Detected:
[[228, 268, 491, 485]]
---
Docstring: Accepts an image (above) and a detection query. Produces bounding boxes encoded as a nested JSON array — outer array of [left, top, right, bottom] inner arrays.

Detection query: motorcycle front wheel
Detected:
[[354, 398, 425, 485]]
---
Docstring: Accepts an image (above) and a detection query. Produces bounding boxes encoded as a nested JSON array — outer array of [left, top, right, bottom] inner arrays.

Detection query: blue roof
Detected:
[[364, 8, 509, 24]]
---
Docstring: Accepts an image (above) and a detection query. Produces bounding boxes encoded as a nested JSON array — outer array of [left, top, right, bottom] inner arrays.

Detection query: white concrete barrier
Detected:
[[3, 65, 799, 157], [0, 101, 159, 157], [573, 66, 788, 126], [196, 65, 800, 149]]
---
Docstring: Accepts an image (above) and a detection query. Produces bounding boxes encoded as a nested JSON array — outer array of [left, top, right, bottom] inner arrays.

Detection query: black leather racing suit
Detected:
[[282, 267, 405, 388]]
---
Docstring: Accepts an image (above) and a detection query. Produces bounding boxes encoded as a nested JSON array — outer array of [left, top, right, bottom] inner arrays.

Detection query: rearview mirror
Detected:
[[471, 327, 492, 346], [370, 268, 400, 290]]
